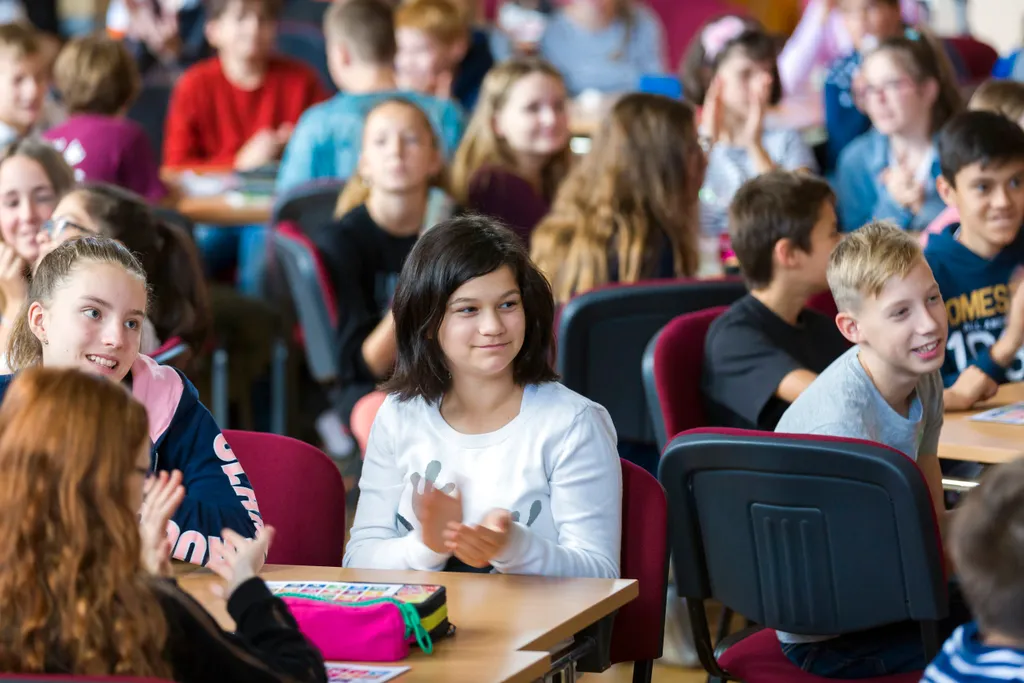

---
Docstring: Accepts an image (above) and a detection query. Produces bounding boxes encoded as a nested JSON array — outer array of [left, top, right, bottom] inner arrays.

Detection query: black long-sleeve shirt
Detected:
[[155, 577, 326, 683]]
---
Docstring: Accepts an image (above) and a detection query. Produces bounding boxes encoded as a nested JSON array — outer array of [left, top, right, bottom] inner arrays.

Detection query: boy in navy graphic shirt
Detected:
[[925, 110, 1024, 411]]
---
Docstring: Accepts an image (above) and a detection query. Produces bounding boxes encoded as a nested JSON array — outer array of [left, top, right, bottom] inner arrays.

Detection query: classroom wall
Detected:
[[929, 0, 1024, 53]]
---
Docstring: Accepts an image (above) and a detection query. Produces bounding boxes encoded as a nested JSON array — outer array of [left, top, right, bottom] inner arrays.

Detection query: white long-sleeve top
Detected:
[[344, 382, 622, 579]]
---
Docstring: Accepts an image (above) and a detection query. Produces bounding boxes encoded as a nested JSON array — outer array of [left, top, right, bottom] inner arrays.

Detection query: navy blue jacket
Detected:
[[925, 223, 1024, 387], [0, 355, 261, 565]]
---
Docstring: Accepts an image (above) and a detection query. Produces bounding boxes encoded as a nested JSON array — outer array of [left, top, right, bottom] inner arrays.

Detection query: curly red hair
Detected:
[[0, 367, 170, 676]]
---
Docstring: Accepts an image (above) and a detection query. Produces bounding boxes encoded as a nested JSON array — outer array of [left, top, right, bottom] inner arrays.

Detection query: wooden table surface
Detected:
[[178, 564, 639, 683], [940, 382, 1024, 464], [163, 169, 274, 226]]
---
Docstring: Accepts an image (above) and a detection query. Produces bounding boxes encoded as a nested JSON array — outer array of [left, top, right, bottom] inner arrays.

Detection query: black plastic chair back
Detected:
[[660, 429, 947, 646], [556, 279, 746, 444]]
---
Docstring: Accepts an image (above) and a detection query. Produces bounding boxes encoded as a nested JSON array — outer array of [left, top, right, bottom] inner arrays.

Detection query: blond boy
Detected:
[[775, 221, 948, 677], [0, 23, 47, 145]]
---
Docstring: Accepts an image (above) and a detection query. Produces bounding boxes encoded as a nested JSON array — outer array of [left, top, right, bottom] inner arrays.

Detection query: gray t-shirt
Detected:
[[773, 344, 943, 644]]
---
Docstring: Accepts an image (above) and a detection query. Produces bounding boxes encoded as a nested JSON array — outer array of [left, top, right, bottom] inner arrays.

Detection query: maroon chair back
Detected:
[[0, 678, 174, 682], [609, 459, 670, 683], [642, 306, 728, 450], [806, 290, 839, 319], [224, 430, 346, 567], [944, 35, 999, 82]]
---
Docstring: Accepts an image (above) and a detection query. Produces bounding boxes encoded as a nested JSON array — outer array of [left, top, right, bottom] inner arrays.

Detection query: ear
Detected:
[[936, 174, 957, 208], [427, 145, 443, 178], [27, 301, 46, 345], [835, 310, 862, 345], [202, 19, 220, 49], [773, 237, 801, 270]]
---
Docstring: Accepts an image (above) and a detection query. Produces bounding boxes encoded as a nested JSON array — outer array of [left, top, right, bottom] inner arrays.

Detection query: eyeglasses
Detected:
[[42, 217, 95, 238], [853, 78, 915, 106]]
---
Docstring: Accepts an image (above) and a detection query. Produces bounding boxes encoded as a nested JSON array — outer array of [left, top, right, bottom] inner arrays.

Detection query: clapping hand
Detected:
[[881, 150, 925, 213], [208, 526, 276, 599], [443, 509, 513, 568], [139, 470, 185, 577]]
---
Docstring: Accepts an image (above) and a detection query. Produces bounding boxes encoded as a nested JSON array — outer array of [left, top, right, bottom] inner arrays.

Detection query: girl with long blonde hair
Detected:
[[317, 99, 443, 442], [531, 93, 705, 304], [450, 56, 570, 243], [0, 366, 325, 681]]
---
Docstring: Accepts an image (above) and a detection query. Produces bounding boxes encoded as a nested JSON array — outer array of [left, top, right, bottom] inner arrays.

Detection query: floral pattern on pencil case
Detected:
[[395, 460, 542, 531]]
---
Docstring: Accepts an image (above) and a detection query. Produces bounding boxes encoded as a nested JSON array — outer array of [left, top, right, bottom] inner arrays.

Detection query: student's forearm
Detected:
[[361, 314, 397, 379], [748, 144, 775, 175], [344, 531, 450, 571], [489, 524, 619, 579]]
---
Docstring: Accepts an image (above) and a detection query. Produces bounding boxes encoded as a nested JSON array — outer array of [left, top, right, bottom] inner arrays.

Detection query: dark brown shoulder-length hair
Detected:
[[384, 214, 558, 403]]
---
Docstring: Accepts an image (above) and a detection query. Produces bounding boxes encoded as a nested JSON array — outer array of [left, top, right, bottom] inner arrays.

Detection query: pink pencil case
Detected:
[[282, 596, 431, 662]]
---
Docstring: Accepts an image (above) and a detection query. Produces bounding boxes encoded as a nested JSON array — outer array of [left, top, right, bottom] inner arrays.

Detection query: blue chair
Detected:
[[277, 20, 335, 93], [660, 428, 947, 683]]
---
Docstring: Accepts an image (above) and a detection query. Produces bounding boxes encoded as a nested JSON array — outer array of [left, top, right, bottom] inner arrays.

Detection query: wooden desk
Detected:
[[940, 382, 1024, 464], [163, 169, 274, 226], [178, 564, 638, 683], [173, 194, 273, 226]]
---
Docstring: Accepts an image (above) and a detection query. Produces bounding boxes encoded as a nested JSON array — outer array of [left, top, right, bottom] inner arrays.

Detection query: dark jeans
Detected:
[[781, 621, 927, 678], [781, 580, 971, 678]]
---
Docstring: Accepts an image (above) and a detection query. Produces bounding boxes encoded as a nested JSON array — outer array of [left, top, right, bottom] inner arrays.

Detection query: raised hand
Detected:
[[738, 72, 772, 151], [881, 161, 925, 213], [444, 508, 513, 568], [0, 242, 28, 317], [701, 76, 726, 145], [139, 470, 185, 577]]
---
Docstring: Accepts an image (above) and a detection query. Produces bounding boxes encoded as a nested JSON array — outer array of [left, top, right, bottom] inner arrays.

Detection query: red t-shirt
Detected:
[[163, 55, 328, 167]]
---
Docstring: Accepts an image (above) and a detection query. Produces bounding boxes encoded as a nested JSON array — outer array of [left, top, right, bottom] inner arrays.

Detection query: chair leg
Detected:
[[715, 607, 734, 645], [632, 659, 653, 683], [270, 338, 288, 435], [212, 347, 230, 428]]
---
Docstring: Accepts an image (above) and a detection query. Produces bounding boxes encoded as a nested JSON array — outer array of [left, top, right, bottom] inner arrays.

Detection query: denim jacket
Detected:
[[834, 128, 945, 232]]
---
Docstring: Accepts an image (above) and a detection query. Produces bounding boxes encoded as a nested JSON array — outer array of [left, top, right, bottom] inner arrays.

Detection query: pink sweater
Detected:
[[777, 0, 921, 96]]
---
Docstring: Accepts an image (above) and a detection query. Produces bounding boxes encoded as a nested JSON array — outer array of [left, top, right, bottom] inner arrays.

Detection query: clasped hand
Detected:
[[414, 481, 513, 568]]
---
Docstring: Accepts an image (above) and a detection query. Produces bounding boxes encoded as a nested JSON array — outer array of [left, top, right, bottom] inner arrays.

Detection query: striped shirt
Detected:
[[923, 622, 1024, 682]]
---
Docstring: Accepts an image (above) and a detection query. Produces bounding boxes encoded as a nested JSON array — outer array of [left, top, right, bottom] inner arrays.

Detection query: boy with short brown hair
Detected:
[[163, 0, 328, 169], [924, 458, 1024, 682], [277, 0, 465, 193], [703, 170, 848, 431]]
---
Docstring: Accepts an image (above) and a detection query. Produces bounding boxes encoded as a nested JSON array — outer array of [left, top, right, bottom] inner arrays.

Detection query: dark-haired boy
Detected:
[[703, 170, 849, 431], [926, 110, 1024, 411], [163, 0, 328, 169]]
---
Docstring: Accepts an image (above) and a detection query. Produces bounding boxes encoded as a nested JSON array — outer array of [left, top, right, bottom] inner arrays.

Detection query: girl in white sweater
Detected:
[[344, 215, 622, 578]]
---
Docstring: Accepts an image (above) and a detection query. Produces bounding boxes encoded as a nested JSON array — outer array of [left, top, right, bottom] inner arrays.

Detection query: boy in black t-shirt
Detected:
[[702, 170, 850, 430]]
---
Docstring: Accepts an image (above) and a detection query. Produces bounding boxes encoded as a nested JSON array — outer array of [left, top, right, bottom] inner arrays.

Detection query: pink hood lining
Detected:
[[130, 354, 184, 444]]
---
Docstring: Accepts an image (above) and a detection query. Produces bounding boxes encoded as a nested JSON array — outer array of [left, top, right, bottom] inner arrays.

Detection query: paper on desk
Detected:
[[326, 663, 409, 683], [970, 402, 1024, 425], [176, 171, 238, 197]]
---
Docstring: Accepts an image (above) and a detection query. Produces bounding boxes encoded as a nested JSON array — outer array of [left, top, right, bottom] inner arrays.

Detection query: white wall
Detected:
[[929, 0, 1024, 53]]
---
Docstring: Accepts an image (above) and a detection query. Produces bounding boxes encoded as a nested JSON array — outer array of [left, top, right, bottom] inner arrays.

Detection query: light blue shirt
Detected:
[[276, 90, 466, 194], [833, 128, 944, 232], [527, 6, 666, 95]]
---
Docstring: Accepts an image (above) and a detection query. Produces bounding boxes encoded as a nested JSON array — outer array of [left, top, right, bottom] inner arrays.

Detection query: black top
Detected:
[[42, 577, 325, 682], [702, 294, 850, 431], [307, 204, 418, 422]]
